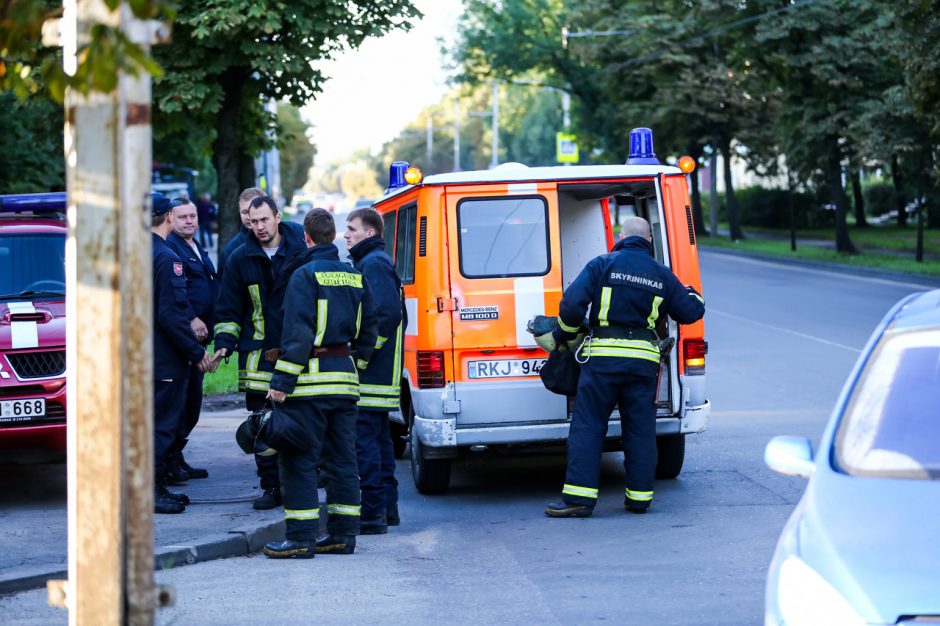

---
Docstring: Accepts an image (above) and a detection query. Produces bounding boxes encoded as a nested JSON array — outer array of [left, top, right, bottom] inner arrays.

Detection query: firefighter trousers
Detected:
[[562, 363, 657, 509], [356, 409, 399, 519], [276, 396, 361, 541]]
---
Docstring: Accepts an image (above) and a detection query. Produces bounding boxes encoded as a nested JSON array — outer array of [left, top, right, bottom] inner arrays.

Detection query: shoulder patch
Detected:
[[173, 262, 184, 277]]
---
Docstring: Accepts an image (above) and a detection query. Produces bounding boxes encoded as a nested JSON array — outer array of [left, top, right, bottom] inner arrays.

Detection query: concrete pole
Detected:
[[561, 91, 571, 130], [490, 80, 499, 169], [453, 100, 461, 172], [426, 115, 433, 168], [51, 1, 164, 623]]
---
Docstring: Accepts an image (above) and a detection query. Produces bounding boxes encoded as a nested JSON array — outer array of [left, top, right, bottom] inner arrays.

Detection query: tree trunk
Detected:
[[849, 166, 868, 228], [688, 145, 707, 236], [212, 68, 250, 254], [828, 142, 857, 254], [719, 135, 744, 241], [891, 154, 907, 228]]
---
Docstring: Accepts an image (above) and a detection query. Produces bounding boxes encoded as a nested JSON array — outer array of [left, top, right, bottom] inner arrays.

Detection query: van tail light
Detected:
[[683, 339, 707, 375], [417, 351, 446, 388]]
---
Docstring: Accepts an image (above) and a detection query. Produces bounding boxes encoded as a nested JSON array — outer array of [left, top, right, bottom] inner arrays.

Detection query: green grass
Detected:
[[202, 343, 238, 395], [738, 224, 940, 256]]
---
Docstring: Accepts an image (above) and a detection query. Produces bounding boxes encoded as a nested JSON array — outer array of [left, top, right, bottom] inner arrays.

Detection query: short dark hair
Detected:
[[348, 208, 383, 237], [304, 207, 336, 244], [239, 187, 265, 204], [152, 212, 168, 227], [248, 195, 279, 215]]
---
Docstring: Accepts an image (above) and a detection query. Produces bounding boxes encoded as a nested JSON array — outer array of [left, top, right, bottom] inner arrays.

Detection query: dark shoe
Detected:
[[544, 501, 594, 518], [155, 487, 185, 514], [180, 455, 208, 479], [360, 515, 388, 535], [624, 499, 649, 514], [164, 464, 190, 485], [164, 489, 190, 505], [263, 539, 315, 559], [386, 505, 400, 526], [315, 534, 356, 554], [253, 487, 282, 510]]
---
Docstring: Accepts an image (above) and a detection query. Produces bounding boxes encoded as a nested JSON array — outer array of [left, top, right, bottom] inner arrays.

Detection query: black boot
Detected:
[[624, 498, 649, 514], [164, 454, 190, 485], [263, 539, 315, 559], [544, 501, 593, 518], [155, 481, 185, 514], [360, 514, 388, 536], [315, 534, 356, 554], [386, 504, 400, 526], [253, 487, 282, 510], [179, 445, 208, 479], [164, 488, 190, 505]]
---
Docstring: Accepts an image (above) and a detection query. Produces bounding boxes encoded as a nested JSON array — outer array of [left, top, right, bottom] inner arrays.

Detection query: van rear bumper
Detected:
[[413, 399, 710, 449]]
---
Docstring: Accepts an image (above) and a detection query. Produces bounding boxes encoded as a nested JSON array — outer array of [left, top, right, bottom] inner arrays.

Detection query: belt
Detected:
[[591, 327, 658, 341], [263, 344, 350, 364]]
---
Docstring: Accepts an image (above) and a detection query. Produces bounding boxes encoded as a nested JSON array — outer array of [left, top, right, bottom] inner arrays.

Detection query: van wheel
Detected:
[[410, 415, 451, 494], [655, 434, 685, 479], [390, 420, 408, 459]]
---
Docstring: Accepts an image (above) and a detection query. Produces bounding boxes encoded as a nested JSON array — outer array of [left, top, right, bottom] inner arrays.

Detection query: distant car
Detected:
[[0, 193, 68, 463], [764, 289, 940, 626]]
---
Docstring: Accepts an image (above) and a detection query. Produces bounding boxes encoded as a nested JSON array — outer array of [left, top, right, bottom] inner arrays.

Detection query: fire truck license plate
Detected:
[[0, 398, 46, 422], [468, 358, 546, 379]]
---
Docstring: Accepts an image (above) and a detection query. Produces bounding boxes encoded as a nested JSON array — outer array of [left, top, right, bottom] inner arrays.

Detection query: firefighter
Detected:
[[151, 192, 214, 514], [345, 208, 405, 534], [212, 195, 307, 510], [262, 208, 378, 559], [217, 187, 303, 277], [545, 216, 705, 518]]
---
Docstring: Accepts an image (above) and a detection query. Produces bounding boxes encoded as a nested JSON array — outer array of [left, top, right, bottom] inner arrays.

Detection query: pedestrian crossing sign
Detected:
[[556, 133, 579, 164]]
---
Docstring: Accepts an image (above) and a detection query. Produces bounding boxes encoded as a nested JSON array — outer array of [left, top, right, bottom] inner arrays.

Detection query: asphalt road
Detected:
[[2, 250, 937, 625]]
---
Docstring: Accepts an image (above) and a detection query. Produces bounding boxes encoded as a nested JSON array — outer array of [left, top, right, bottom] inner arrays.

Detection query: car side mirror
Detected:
[[765, 436, 815, 478]]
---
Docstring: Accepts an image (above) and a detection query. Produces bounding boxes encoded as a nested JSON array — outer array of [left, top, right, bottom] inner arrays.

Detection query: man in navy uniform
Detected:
[[262, 208, 378, 559], [213, 195, 307, 509], [165, 197, 219, 483], [545, 216, 704, 518], [151, 192, 214, 514], [345, 208, 405, 534]]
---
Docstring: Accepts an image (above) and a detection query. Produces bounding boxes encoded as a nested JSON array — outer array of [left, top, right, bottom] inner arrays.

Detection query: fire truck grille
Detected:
[[7, 351, 66, 379]]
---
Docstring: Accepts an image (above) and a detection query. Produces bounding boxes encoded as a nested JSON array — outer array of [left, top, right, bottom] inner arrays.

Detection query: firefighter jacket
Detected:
[[166, 232, 218, 342], [269, 243, 379, 400], [348, 235, 407, 411], [152, 233, 205, 378], [557, 235, 705, 376], [218, 221, 304, 277], [213, 222, 307, 392]]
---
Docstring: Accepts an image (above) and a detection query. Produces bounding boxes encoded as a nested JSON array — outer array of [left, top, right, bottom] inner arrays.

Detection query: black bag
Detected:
[[539, 348, 581, 396]]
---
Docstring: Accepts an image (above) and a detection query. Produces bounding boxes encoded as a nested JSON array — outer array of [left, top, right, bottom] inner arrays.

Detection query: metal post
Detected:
[[490, 80, 499, 169], [50, 1, 162, 623], [426, 115, 433, 168], [453, 100, 461, 172], [561, 91, 570, 130], [709, 148, 719, 238]]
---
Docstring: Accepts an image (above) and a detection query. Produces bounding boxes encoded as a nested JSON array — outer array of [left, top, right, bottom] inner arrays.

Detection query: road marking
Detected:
[[710, 308, 861, 353], [701, 250, 939, 290]]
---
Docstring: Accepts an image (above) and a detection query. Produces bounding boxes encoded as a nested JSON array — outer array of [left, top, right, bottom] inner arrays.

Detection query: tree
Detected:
[[0, 91, 64, 192], [276, 103, 316, 206]]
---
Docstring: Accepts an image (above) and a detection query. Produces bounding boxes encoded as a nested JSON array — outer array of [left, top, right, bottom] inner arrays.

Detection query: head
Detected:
[[620, 216, 652, 242], [248, 196, 282, 246], [170, 198, 198, 240], [303, 208, 336, 247], [238, 187, 265, 229], [150, 192, 174, 235], [345, 208, 383, 249]]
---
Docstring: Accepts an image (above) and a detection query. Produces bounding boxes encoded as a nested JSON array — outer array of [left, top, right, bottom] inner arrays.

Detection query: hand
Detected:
[[213, 347, 230, 362], [196, 349, 214, 373], [267, 389, 287, 404], [190, 317, 208, 342]]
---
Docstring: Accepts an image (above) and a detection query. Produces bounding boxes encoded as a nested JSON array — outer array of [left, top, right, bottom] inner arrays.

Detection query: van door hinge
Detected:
[[437, 297, 457, 312]]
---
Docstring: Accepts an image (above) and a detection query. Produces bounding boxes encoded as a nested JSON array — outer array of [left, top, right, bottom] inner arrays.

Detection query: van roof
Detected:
[[380, 162, 683, 201]]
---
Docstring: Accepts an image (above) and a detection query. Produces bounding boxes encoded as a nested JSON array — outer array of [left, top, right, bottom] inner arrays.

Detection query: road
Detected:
[[2, 250, 936, 625]]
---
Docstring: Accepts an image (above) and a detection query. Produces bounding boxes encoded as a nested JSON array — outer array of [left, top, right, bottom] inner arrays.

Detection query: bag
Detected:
[[539, 347, 581, 396]]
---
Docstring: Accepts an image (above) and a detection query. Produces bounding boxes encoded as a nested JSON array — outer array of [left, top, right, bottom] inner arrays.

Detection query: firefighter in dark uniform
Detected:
[[545, 216, 705, 518], [213, 195, 307, 509], [217, 186, 304, 276], [151, 192, 214, 514], [345, 208, 406, 534], [165, 198, 219, 482], [262, 208, 378, 559]]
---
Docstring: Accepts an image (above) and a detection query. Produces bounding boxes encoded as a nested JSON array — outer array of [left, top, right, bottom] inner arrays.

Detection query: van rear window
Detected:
[[457, 196, 549, 278]]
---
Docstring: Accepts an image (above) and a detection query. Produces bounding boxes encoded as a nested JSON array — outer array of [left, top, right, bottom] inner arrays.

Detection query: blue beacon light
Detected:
[[626, 128, 661, 165], [0, 192, 67, 213], [385, 161, 410, 195]]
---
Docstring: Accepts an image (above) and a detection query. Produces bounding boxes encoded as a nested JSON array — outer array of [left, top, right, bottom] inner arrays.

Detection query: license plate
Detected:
[[0, 398, 46, 422], [468, 358, 546, 379]]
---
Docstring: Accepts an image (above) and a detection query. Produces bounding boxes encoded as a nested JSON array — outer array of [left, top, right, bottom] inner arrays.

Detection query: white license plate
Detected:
[[468, 358, 546, 379], [0, 398, 46, 422]]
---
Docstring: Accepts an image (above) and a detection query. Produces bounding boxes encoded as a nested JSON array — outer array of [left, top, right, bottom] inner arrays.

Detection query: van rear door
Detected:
[[443, 183, 565, 426]]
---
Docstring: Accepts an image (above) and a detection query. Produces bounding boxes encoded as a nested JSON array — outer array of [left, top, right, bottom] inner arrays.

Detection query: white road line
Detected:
[[710, 309, 861, 353], [701, 250, 938, 290]]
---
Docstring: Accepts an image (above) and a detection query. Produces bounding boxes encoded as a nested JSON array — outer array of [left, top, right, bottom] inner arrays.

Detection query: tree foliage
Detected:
[[276, 103, 316, 205]]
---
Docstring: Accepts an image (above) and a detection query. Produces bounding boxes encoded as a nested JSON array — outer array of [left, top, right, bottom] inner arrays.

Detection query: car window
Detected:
[[395, 204, 416, 284], [835, 329, 940, 480], [457, 196, 549, 278], [0, 234, 66, 297]]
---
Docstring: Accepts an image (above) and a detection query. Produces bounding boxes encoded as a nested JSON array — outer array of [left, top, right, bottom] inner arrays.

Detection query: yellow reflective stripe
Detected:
[[356, 359, 369, 370], [274, 359, 304, 375], [647, 296, 663, 330], [625, 489, 654, 502], [314, 299, 328, 346], [248, 284, 265, 340], [289, 385, 359, 398], [239, 380, 271, 392], [557, 317, 580, 333], [358, 397, 400, 409], [315, 272, 362, 288], [691, 292, 704, 304], [296, 371, 358, 384], [392, 322, 403, 385], [239, 372, 274, 381], [356, 303, 362, 339], [359, 384, 400, 397], [583, 348, 661, 363], [247, 349, 262, 372], [375, 335, 388, 351], [327, 503, 361, 516], [598, 287, 612, 327], [562, 484, 598, 499], [284, 508, 320, 520], [591, 339, 660, 353], [214, 322, 241, 337]]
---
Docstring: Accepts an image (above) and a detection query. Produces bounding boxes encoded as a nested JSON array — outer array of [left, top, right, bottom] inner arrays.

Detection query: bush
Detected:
[[701, 186, 833, 229], [863, 182, 895, 217]]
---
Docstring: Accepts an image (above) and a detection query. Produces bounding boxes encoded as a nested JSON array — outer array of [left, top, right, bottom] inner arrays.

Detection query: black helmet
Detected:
[[235, 408, 276, 456]]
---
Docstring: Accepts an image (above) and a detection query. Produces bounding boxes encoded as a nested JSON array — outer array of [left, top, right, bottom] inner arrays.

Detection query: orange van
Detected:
[[373, 129, 708, 494]]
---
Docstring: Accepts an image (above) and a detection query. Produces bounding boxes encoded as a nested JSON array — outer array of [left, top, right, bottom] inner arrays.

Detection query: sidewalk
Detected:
[[0, 403, 285, 594]]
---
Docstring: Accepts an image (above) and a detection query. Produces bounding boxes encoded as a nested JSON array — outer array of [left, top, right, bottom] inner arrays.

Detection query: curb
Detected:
[[0, 519, 286, 596]]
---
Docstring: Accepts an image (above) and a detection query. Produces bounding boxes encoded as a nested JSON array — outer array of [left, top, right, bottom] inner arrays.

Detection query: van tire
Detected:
[[655, 434, 685, 479], [390, 420, 408, 459], [410, 414, 451, 494]]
